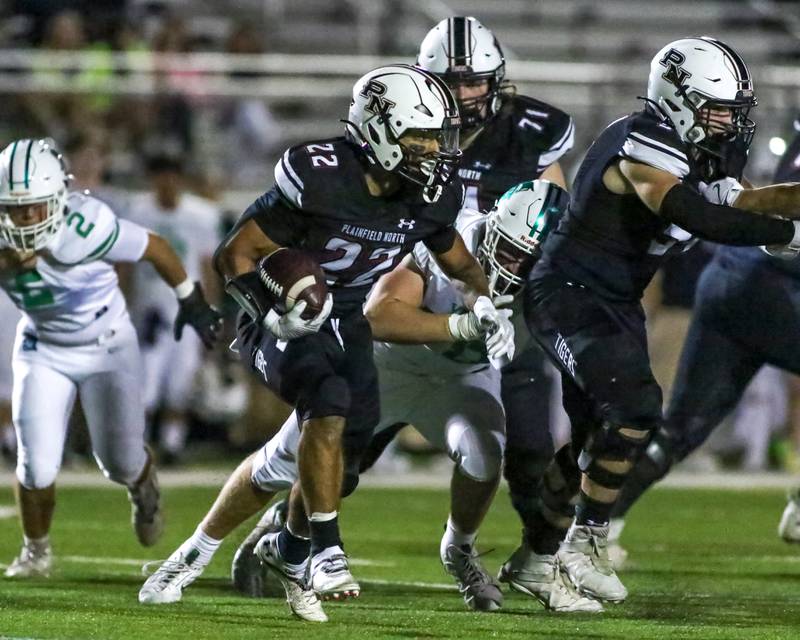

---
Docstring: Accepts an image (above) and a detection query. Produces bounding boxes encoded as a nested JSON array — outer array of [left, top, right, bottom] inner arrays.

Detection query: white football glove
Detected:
[[263, 294, 333, 340], [473, 295, 516, 369], [762, 220, 800, 259], [447, 294, 514, 342], [698, 177, 744, 207]]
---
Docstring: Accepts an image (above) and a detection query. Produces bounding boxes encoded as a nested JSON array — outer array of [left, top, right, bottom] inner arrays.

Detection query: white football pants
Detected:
[[12, 314, 148, 489]]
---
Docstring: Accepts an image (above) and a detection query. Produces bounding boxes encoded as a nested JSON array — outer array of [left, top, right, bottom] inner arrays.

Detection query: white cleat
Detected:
[[498, 542, 603, 613], [255, 532, 327, 622], [4, 543, 53, 578], [309, 545, 360, 601], [778, 490, 800, 543], [138, 550, 204, 604], [557, 523, 627, 603], [441, 542, 503, 612], [231, 500, 288, 598], [607, 518, 629, 569]]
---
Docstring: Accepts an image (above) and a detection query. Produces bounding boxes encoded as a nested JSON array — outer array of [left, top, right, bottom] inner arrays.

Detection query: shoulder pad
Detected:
[[50, 192, 120, 264], [274, 137, 355, 209], [455, 208, 486, 255], [496, 96, 575, 169], [619, 111, 690, 178]]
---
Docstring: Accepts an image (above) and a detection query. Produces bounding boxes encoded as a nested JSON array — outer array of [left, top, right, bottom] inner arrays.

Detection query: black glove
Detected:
[[173, 282, 223, 349]]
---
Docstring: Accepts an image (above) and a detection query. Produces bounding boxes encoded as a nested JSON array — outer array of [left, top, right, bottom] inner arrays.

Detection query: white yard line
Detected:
[[16, 554, 395, 570], [0, 505, 16, 519], [0, 469, 796, 489], [361, 578, 456, 591]]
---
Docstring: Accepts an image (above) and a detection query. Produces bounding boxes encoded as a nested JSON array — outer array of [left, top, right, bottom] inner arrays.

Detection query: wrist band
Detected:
[[174, 278, 195, 300]]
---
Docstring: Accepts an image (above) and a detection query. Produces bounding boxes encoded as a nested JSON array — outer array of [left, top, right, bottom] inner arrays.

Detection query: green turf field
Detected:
[[1, 484, 799, 639]]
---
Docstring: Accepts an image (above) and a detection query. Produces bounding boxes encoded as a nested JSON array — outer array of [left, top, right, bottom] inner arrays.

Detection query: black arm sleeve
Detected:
[[660, 183, 794, 246], [422, 224, 457, 254], [240, 187, 304, 246]]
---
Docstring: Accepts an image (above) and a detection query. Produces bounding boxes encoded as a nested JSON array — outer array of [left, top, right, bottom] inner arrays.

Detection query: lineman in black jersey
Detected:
[[523, 37, 800, 605], [607, 116, 800, 554], [137, 65, 514, 619], [357, 17, 576, 592]]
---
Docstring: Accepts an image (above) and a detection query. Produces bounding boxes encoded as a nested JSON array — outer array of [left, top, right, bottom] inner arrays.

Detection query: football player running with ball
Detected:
[[138, 65, 513, 622], [0, 139, 221, 578], [522, 37, 800, 606]]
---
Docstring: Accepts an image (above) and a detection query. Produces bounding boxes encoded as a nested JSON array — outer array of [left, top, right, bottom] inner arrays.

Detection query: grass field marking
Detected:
[[361, 578, 457, 591], [0, 505, 16, 519], [51, 555, 395, 569]]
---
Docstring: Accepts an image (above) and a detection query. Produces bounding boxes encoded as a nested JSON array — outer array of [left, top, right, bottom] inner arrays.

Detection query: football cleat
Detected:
[[607, 518, 629, 569], [255, 532, 327, 622], [309, 545, 360, 601], [4, 542, 52, 578], [231, 500, 288, 597], [138, 550, 204, 604], [778, 489, 800, 543], [557, 523, 628, 603], [498, 541, 603, 613], [441, 543, 503, 612], [128, 454, 163, 547]]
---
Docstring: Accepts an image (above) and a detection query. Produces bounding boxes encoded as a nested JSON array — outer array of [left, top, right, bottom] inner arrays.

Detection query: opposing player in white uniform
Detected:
[[138, 181, 596, 614], [125, 155, 221, 462], [0, 139, 222, 578]]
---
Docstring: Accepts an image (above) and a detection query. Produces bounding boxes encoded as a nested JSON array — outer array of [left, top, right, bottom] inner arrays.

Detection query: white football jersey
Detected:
[[125, 193, 220, 319], [373, 208, 530, 375], [0, 192, 150, 345]]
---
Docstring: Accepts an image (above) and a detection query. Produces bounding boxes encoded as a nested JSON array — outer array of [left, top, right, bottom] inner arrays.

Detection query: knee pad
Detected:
[[298, 375, 351, 421], [637, 428, 677, 482], [16, 458, 59, 490], [448, 424, 504, 483], [578, 421, 655, 489]]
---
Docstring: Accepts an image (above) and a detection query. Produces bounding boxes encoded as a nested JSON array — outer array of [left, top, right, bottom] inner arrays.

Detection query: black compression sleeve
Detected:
[[659, 183, 794, 246]]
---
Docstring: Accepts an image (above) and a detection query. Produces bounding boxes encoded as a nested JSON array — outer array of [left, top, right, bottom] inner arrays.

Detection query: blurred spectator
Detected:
[[124, 154, 221, 464], [218, 22, 280, 186]]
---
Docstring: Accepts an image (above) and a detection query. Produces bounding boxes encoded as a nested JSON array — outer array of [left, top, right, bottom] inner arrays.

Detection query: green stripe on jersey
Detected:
[[83, 219, 120, 262]]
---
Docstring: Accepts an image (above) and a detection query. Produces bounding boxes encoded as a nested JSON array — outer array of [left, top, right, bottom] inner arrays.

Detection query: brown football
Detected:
[[256, 248, 328, 319]]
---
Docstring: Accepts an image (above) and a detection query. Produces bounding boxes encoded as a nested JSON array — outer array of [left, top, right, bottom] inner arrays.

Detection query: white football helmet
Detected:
[[416, 16, 505, 128], [647, 37, 756, 162], [0, 138, 70, 251], [479, 180, 569, 297], [347, 64, 461, 203]]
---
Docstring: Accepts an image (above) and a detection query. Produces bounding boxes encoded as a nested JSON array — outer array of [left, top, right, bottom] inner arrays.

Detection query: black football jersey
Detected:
[[458, 95, 574, 212], [536, 109, 699, 302], [241, 137, 464, 314]]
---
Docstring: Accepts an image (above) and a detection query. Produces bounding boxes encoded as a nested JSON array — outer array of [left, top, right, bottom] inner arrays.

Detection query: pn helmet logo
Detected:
[[360, 80, 396, 117], [659, 48, 692, 90]]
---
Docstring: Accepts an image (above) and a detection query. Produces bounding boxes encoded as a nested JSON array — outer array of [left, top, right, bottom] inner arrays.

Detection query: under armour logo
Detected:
[[659, 48, 692, 90], [360, 80, 396, 117], [397, 218, 416, 230]]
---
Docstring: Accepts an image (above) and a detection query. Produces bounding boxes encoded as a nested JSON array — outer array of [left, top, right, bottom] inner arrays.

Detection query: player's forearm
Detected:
[[141, 232, 188, 288], [735, 184, 800, 219], [447, 259, 491, 308], [214, 220, 281, 280], [364, 298, 452, 344]]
